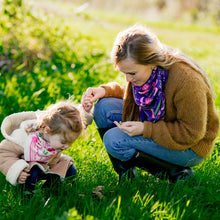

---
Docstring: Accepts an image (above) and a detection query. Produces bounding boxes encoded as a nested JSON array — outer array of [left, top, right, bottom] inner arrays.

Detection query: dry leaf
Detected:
[[92, 185, 105, 199]]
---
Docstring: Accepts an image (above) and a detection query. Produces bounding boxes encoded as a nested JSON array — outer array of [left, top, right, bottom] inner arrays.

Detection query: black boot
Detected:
[[97, 127, 113, 140], [107, 153, 137, 183], [97, 128, 137, 183], [97, 128, 194, 182], [132, 150, 194, 182]]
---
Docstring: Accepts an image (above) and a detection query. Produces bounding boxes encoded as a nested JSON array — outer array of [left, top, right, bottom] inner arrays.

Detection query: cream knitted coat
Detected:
[[101, 62, 219, 158], [1, 112, 59, 162]]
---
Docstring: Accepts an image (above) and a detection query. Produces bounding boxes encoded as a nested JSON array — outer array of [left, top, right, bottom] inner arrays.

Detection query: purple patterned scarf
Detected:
[[133, 67, 168, 123]]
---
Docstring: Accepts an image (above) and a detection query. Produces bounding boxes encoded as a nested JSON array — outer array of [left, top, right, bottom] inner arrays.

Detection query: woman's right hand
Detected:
[[81, 87, 106, 112]]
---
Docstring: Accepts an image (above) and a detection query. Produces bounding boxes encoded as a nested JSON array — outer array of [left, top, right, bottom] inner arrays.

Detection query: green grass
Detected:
[[0, 1, 220, 219], [1, 127, 220, 220]]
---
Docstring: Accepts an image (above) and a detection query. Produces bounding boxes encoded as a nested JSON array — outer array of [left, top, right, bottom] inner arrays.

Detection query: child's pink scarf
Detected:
[[26, 131, 57, 162]]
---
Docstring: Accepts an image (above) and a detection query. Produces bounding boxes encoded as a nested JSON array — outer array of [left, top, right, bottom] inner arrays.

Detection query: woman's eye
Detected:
[[129, 72, 136, 76]]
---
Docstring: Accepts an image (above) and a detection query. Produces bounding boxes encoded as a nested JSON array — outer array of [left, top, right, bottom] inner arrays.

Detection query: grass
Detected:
[[0, 1, 220, 219], [1, 127, 220, 220]]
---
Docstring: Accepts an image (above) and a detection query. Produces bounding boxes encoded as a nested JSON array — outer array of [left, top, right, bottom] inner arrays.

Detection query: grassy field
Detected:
[[0, 1, 220, 219]]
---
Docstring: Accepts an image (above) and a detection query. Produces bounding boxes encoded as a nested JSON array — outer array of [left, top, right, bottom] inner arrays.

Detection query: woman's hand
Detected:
[[17, 168, 30, 184], [81, 87, 106, 112], [114, 121, 144, 137]]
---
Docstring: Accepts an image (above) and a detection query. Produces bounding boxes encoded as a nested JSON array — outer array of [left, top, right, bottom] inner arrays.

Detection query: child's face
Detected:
[[47, 133, 70, 151]]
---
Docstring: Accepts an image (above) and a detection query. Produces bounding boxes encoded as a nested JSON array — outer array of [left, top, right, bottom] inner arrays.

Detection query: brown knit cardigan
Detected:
[[101, 62, 219, 158]]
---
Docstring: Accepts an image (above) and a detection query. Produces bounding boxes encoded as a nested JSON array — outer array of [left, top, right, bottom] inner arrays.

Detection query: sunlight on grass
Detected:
[[0, 1, 220, 219]]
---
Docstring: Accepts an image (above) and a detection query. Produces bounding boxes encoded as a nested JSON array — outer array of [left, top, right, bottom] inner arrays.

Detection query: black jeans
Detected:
[[25, 164, 77, 190]]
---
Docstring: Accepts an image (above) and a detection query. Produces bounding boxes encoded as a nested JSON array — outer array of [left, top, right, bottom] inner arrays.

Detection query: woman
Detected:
[[82, 25, 219, 182]]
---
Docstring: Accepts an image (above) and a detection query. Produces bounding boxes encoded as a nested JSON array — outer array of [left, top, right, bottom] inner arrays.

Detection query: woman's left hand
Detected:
[[114, 121, 144, 137]]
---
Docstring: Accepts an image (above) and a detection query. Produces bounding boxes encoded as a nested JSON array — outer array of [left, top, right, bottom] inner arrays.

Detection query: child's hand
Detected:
[[81, 94, 93, 113], [17, 168, 30, 184], [81, 87, 106, 113]]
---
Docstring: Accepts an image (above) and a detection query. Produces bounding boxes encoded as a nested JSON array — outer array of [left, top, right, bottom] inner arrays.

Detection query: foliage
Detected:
[[0, 1, 220, 220], [71, 0, 220, 27], [0, 0, 117, 140]]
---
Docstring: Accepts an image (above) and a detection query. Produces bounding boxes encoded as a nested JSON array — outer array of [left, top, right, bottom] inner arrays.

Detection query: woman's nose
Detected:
[[125, 74, 133, 82]]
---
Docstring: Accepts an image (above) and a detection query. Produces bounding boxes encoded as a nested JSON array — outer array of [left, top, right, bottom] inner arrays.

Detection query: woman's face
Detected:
[[117, 58, 154, 86]]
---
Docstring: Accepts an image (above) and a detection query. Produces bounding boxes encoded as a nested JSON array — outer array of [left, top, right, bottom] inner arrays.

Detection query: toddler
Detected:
[[0, 101, 93, 190]]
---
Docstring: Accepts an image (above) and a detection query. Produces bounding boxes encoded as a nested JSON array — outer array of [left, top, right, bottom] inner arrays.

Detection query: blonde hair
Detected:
[[37, 101, 83, 145], [111, 24, 212, 91]]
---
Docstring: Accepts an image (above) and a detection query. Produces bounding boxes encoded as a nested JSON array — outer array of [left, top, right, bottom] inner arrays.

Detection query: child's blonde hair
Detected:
[[34, 101, 83, 145]]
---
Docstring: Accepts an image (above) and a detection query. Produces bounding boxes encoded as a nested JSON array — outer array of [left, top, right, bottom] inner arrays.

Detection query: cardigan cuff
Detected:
[[143, 121, 152, 138], [100, 85, 112, 97], [6, 159, 29, 186], [100, 82, 124, 99]]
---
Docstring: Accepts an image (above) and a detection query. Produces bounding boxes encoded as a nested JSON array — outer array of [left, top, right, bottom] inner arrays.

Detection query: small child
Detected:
[[0, 101, 93, 190]]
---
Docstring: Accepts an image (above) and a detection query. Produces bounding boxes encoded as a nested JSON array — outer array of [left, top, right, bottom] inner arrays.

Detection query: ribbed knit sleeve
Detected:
[[100, 82, 125, 99]]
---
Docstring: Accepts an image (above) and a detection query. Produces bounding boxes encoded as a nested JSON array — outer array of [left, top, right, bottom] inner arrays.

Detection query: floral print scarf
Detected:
[[132, 67, 168, 123]]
